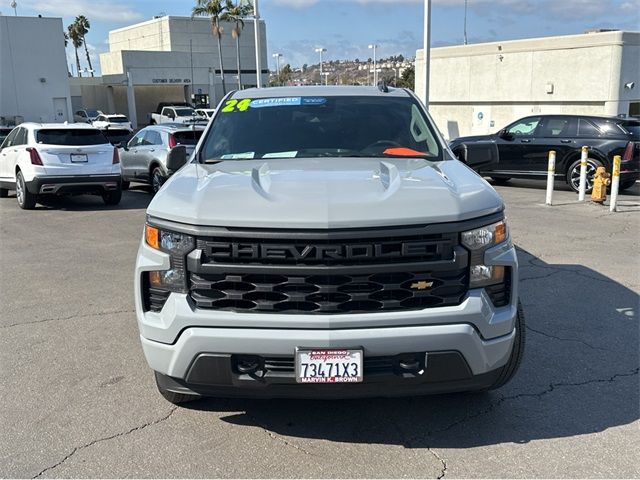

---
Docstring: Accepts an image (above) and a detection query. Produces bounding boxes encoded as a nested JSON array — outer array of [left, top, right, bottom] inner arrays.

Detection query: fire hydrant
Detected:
[[591, 166, 611, 203]]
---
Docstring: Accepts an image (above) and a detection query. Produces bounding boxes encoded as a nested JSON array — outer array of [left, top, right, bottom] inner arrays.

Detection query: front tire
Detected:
[[15, 171, 37, 209], [566, 158, 603, 193], [154, 372, 200, 405], [102, 188, 122, 206], [121, 180, 130, 190]]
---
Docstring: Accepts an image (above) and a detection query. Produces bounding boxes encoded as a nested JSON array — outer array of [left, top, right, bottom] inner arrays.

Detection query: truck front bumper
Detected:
[[135, 237, 519, 398]]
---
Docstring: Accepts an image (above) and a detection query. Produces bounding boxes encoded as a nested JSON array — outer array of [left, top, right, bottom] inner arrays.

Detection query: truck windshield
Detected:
[[200, 95, 442, 162]]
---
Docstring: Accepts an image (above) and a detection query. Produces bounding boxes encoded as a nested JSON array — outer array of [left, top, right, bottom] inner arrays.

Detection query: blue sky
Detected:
[[7, 0, 640, 74]]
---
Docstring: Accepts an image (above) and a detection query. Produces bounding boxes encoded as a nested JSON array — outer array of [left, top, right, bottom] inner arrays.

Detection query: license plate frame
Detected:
[[70, 153, 88, 163], [295, 348, 363, 384]]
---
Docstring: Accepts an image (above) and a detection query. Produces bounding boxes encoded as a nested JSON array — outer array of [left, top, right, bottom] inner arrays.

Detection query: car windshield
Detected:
[[200, 95, 442, 162], [173, 130, 204, 145], [36, 129, 109, 146], [174, 108, 195, 116], [86, 110, 101, 117]]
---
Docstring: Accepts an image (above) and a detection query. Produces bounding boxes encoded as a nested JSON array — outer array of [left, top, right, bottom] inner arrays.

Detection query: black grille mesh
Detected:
[[189, 268, 468, 314]]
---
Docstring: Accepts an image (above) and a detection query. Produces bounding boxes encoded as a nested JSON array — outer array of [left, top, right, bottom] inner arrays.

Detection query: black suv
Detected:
[[450, 115, 639, 192]]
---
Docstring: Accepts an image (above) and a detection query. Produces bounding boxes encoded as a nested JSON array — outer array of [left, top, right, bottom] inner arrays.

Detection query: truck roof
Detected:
[[231, 85, 411, 99]]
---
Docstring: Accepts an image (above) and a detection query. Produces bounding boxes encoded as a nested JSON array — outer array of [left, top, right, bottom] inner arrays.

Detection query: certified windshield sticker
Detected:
[[250, 97, 302, 108]]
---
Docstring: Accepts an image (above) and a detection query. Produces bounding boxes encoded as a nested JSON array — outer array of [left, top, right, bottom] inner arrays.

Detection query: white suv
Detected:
[[0, 123, 122, 209]]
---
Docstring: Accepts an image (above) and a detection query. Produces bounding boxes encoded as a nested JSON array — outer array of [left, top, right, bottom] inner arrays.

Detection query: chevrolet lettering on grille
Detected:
[[207, 241, 438, 262]]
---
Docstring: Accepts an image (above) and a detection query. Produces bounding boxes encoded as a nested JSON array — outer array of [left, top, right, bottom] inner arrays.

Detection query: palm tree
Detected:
[[63, 31, 71, 76], [192, 0, 228, 95], [74, 16, 94, 77], [67, 23, 83, 77], [222, 0, 253, 90]]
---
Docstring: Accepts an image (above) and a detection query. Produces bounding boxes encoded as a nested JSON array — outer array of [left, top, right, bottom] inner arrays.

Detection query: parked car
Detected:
[[134, 86, 523, 404], [92, 114, 133, 131], [450, 114, 640, 192], [119, 124, 205, 193], [74, 109, 103, 124], [0, 123, 122, 208], [195, 108, 216, 119]]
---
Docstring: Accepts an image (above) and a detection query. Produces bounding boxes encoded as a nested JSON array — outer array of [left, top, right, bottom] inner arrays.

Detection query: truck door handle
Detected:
[[520, 139, 531, 143], [560, 139, 572, 143], [149, 149, 155, 152]]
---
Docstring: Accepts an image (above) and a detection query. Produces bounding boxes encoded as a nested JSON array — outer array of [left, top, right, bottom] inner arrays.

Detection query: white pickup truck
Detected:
[[149, 106, 206, 125]]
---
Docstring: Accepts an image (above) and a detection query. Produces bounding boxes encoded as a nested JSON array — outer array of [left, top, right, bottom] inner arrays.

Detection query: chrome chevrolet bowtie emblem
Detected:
[[411, 281, 434, 290]]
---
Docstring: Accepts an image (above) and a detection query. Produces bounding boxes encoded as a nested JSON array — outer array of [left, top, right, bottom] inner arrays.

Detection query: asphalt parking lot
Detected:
[[1, 180, 638, 478]]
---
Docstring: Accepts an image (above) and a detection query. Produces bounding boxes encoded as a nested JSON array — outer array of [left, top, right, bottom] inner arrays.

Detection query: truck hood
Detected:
[[147, 158, 503, 229]]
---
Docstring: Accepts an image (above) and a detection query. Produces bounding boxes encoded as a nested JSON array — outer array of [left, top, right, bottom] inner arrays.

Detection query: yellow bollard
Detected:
[[545, 150, 556, 206], [578, 146, 588, 201], [609, 155, 621, 212]]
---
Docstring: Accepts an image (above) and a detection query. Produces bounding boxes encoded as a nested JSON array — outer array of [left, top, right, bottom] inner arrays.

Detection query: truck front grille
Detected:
[[183, 225, 471, 314], [189, 268, 468, 314]]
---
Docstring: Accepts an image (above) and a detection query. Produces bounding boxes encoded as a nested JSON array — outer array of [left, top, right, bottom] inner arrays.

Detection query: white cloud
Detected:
[[23, 0, 144, 22]]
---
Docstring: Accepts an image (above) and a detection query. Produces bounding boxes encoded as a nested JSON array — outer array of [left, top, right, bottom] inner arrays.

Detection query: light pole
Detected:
[[464, 0, 468, 45], [272, 53, 282, 84], [253, 0, 262, 88], [368, 44, 377, 86], [422, 0, 431, 107], [11, 1, 17, 15], [315, 47, 326, 85]]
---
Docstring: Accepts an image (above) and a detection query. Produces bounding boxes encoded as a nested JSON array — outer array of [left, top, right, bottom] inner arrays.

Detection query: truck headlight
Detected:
[[461, 221, 507, 250], [145, 224, 194, 293], [462, 220, 508, 288]]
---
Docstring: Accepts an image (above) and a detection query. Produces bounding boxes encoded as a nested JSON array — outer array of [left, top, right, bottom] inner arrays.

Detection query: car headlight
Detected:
[[462, 220, 508, 288], [144, 224, 195, 293]]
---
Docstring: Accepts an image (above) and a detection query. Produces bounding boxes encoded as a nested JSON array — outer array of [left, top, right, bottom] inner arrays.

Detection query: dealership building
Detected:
[[96, 15, 269, 127], [416, 30, 640, 140], [0, 15, 73, 125]]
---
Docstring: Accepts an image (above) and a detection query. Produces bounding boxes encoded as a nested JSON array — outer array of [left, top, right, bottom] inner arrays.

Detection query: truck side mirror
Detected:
[[498, 129, 513, 140], [166, 145, 188, 171]]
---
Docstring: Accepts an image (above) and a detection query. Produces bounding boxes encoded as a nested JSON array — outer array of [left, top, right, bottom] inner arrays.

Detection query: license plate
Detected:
[[70, 154, 88, 163], [295, 349, 363, 383]]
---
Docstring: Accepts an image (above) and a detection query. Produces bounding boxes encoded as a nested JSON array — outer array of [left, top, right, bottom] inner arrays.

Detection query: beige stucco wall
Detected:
[[416, 31, 640, 140]]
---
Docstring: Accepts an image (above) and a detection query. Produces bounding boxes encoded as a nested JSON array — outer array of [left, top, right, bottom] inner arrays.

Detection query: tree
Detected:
[[74, 15, 94, 77], [193, 0, 228, 94], [277, 63, 292, 86], [302, 63, 308, 73], [222, 0, 253, 90], [397, 65, 415, 90], [63, 31, 71, 76], [67, 23, 83, 77]]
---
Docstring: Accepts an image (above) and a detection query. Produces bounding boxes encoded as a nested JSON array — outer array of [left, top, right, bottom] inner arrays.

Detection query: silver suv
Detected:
[[119, 124, 204, 193], [134, 86, 524, 403]]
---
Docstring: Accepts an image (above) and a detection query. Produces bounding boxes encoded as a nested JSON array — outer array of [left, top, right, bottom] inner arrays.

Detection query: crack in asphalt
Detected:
[[2, 309, 135, 329], [428, 448, 447, 479], [31, 407, 177, 478], [525, 325, 611, 352], [245, 412, 314, 456], [424, 368, 639, 440]]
